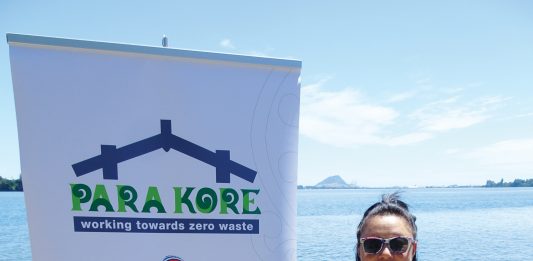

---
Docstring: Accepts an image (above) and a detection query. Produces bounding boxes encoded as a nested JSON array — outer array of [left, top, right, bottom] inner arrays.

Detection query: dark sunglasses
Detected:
[[359, 236, 415, 254]]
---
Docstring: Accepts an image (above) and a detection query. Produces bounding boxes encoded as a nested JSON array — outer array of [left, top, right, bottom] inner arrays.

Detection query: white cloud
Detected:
[[415, 77, 432, 86], [300, 79, 510, 148], [382, 132, 433, 146], [444, 148, 461, 155], [512, 112, 533, 119], [386, 90, 417, 103], [444, 88, 464, 94], [463, 139, 533, 170], [218, 39, 276, 57], [245, 50, 268, 57], [219, 38, 235, 49], [418, 109, 488, 131], [411, 95, 508, 132], [300, 81, 431, 147]]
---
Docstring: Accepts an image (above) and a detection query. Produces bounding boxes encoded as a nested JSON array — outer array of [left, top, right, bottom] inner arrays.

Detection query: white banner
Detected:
[[8, 34, 301, 261]]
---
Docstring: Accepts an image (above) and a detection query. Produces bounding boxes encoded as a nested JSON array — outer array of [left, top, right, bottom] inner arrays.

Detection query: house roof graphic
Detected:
[[72, 120, 257, 183]]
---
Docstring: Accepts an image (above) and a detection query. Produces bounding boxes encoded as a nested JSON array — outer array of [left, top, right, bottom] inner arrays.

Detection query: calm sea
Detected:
[[1, 188, 532, 260]]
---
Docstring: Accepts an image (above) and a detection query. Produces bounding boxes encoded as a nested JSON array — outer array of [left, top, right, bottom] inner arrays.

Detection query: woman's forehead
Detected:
[[360, 215, 413, 238]]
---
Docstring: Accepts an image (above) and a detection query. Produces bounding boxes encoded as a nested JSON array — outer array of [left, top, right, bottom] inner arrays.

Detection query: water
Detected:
[[2, 188, 533, 260], [0, 192, 32, 261], [297, 188, 533, 260]]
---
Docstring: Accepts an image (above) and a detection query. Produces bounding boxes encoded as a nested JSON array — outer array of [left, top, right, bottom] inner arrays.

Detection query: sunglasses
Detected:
[[359, 236, 415, 254]]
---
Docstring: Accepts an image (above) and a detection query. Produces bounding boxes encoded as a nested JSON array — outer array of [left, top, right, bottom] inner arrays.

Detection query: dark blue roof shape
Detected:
[[72, 120, 257, 183]]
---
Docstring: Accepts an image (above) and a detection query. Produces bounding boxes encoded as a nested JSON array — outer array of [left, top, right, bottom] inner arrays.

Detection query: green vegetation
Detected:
[[485, 178, 533, 187], [0, 176, 23, 191]]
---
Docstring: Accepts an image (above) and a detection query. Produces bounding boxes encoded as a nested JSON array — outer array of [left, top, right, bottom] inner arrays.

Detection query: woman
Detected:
[[356, 192, 418, 261]]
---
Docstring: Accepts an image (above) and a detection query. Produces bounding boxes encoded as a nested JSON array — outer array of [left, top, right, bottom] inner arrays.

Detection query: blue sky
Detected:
[[1, 1, 533, 187]]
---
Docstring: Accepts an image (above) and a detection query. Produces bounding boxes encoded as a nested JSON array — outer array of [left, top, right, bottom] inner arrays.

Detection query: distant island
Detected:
[[298, 175, 533, 189], [485, 178, 533, 187], [2, 175, 533, 192], [298, 175, 356, 189], [0, 176, 23, 191], [313, 175, 354, 188]]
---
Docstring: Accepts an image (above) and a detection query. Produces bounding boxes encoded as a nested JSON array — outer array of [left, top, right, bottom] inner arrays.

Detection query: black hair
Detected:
[[355, 192, 418, 261]]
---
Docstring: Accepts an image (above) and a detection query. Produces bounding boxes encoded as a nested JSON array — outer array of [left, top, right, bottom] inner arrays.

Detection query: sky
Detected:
[[1, 1, 533, 187]]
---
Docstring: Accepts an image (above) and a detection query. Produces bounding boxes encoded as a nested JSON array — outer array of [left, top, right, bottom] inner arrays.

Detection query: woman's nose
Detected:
[[378, 246, 394, 259]]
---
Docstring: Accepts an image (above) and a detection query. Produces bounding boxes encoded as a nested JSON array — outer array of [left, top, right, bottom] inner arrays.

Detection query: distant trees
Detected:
[[485, 178, 533, 187], [0, 176, 23, 191]]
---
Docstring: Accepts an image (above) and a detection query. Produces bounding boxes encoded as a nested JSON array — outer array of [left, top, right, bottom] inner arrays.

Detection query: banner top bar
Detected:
[[6, 33, 302, 69]]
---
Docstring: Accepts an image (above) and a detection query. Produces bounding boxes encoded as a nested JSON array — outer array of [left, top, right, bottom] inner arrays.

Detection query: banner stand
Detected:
[[8, 33, 301, 261]]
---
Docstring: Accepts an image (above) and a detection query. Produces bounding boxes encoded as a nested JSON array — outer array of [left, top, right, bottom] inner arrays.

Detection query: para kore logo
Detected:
[[70, 120, 260, 235], [72, 119, 257, 183], [163, 256, 184, 261]]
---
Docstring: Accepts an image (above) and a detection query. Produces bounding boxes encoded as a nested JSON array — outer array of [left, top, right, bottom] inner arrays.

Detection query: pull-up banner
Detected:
[[7, 33, 301, 261]]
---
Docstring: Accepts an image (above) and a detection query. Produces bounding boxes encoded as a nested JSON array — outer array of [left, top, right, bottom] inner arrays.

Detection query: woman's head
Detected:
[[356, 192, 417, 261]]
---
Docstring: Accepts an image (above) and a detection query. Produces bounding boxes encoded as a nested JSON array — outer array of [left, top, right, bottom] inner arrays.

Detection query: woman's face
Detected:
[[358, 215, 416, 261]]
